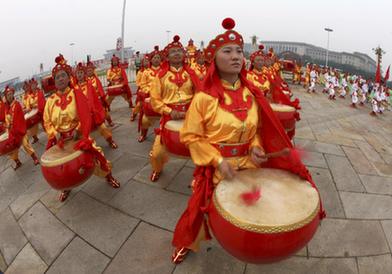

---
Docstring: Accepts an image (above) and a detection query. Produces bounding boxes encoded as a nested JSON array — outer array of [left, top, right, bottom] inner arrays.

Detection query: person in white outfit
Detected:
[[308, 69, 317, 93]]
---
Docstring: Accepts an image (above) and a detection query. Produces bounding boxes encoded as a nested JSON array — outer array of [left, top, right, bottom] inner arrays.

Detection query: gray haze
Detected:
[[1, 0, 391, 82]]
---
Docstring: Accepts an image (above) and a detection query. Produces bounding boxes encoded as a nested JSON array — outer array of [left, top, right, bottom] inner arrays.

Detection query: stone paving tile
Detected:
[[0, 208, 27, 265], [46, 237, 110, 274], [104, 222, 175, 274], [373, 162, 392, 177], [332, 129, 365, 141], [166, 166, 193, 196], [324, 154, 365, 192], [380, 153, 392, 165], [0, 168, 28, 213], [109, 180, 188, 231], [174, 240, 246, 274], [343, 146, 379, 175], [294, 126, 316, 140], [82, 153, 148, 203], [18, 202, 74, 265], [302, 151, 328, 168], [354, 140, 385, 164], [245, 257, 357, 274], [308, 167, 345, 218], [308, 218, 389, 257], [56, 192, 138, 257], [39, 185, 83, 215], [357, 254, 392, 274], [294, 138, 345, 156], [340, 192, 392, 219], [364, 133, 392, 155], [4, 243, 47, 274], [10, 179, 50, 219], [381, 220, 392, 251], [359, 174, 392, 195], [315, 133, 357, 147], [133, 157, 187, 189], [0, 252, 6, 273]]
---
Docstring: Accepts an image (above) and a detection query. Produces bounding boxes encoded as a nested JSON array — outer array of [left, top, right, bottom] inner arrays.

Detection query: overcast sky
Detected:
[[1, 0, 391, 82]]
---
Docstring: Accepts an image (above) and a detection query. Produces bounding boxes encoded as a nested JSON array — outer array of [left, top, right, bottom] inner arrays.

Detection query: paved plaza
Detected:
[[1, 84, 392, 274]]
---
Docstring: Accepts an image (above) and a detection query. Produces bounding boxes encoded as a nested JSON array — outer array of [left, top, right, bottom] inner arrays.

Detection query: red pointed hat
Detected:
[[4, 85, 15, 96], [111, 54, 120, 64], [74, 62, 86, 72], [149, 45, 162, 59], [204, 17, 244, 63], [250, 45, 266, 63], [52, 53, 72, 77], [86, 61, 96, 69], [163, 35, 185, 56]]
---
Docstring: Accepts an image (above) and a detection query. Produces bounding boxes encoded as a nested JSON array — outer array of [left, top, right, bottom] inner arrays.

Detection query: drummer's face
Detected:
[[75, 70, 85, 82], [5, 92, 13, 103], [54, 70, 70, 91], [215, 44, 244, 75], [151, 54, 161, 67], [112, 59, 119, 66], [86, 67, 94, 77], [253, 56, 263, 71], [168, 48, 184, 65]]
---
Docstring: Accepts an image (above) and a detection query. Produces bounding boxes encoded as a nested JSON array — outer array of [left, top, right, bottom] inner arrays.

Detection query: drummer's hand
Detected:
[[170, 110, 184, 120], [219, 160, 236, 180], [251, 147, 268, 165]]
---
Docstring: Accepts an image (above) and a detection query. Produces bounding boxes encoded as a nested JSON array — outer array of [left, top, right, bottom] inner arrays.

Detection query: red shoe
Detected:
[[107, 137, 118, 149], [130, 113, 137, 122], [138, 129, 148, 143], [32, 135, 39, 144], [150, 171, 160, 182], [171, 247, 190, 264], [106, 117, 115, 127], [31, 153, 40, 165], [106, 174, 120, 188], [59, 190, 71, 202], [13, 159, 22, 170]]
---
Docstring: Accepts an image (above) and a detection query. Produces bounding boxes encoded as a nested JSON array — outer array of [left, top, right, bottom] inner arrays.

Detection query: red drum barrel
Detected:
[[209, 168, 320, 264], [0, 132, 20, 156], [270, 103, 296, 137], [106, 84, 124, 96], [41, 140, 95, 190], [161, 120, 190, 158], [24, 109, 41, 128], [143, 97, 160, 117]]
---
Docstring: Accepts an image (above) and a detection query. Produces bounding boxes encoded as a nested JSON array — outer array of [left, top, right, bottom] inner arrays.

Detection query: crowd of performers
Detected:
[[0, 18, 329, 264], [298, 64, 391, 115]]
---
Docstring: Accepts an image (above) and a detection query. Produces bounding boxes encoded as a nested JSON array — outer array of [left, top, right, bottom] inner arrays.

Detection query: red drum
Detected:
[[0, 132, 20, 156], [143, 97, 160, 117], [24, 109, 41, 128], [41, 140, 95, 190], [270, 103, 296, 135], [209, 168, 320, 263], [106, 84, 124, 96], [161, 120, 190, 158]]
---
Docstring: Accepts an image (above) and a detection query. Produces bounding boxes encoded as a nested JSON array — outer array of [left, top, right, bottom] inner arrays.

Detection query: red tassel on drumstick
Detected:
[[240, 147, 307, 206]]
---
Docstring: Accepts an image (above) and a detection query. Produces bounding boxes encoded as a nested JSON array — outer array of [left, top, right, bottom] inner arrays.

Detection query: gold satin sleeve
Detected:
[[180, 93, 222, 167], [43, 98, 58, 139], [150, 77, 172, 115], [136, 71, 143, 87]]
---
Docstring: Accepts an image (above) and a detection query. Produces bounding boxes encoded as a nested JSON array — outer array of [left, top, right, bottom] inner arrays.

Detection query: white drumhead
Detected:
[[24, 109, 39, 119], [215, 168, 319, 228], [270, 103, 295, 112], [41, 140, 82, 167], [164, 120, 184, 132]]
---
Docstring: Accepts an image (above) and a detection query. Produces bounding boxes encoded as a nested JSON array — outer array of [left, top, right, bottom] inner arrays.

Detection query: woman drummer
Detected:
[[43, 59, 121, 202], [171, 18, 325, 264]]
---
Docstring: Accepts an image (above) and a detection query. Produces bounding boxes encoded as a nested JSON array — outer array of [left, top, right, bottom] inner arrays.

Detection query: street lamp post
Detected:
[[121, 0, 127, 63], [69, 43, 75, 66], [324, 28, 333, 67], [166, 30, 171, 44]]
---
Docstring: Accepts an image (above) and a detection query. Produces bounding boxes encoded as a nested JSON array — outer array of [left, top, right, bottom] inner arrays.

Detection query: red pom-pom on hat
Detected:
[[259, 45, 264, 50], [154, 45, 159, 51], [222, 17, 235, 30], [173, 35, 180, 42]]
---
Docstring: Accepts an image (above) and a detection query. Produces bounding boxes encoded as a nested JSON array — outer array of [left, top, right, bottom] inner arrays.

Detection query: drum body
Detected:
[[270, 103, 296, 138], [208, 168, 320, 264], [41, 140, 95, 190], [143, 97, 160, 117], [107, 84, 124, 96], [24, 109, 41, 128], [161, 120, 190, 157], [0, 132, 20, 155]]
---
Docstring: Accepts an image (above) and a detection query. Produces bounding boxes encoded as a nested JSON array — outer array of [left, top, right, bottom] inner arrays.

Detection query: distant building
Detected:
[[103, 46, 135, 61], [245, 41, 376, 74], [0, 77, 20, 91]]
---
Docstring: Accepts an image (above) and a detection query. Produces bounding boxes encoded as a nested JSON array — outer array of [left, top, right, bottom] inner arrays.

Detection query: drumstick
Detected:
[[263, 147, 291, 159]]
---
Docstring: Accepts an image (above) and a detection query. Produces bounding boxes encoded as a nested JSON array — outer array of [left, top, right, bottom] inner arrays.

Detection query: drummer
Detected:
[[246, 45, 270, 96], [171, 18, 324, 264], [85, 61, 114, 127], [135, 46, 162, 142], [74, 62, 118, 149], [106, 54, 133, 109], [149, 35, 199, 182], [3, 86, 39, 169], [130, 55, 150, 122], [43, 59, 121, 202], [22, 81, 31, 111], [24, 78, 46, 144], [191, 50, 207, 81]]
